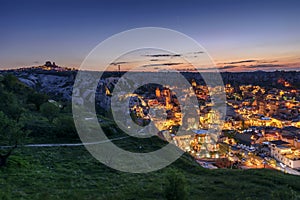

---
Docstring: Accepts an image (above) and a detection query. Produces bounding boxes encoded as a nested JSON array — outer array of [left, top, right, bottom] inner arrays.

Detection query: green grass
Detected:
[[1, 144, 300, 200], [1, 73, 298, 199]]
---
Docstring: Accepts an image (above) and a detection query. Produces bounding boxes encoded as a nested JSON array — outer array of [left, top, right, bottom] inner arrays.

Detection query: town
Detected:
[[125, 74, 300, 175], [5, 63, 300, 175]]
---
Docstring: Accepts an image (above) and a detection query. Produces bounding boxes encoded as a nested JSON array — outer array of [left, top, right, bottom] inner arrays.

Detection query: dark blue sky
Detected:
[[1, 0, 300, 71]]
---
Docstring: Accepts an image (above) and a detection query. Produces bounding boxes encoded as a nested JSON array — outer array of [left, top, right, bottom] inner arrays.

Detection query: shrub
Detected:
[[164, 169, 188, 200]]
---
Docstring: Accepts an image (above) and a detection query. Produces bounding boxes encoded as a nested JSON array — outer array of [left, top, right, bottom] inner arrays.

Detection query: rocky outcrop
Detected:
[[17, 71, 74, 100]]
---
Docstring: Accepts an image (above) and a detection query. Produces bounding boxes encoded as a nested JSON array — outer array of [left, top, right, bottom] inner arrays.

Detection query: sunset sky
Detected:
[[1, 0, 300, 71]]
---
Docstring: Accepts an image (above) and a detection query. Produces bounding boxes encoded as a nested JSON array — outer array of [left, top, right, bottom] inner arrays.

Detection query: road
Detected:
[[0, 136, 130, 149], [275, 163, 300, 176]]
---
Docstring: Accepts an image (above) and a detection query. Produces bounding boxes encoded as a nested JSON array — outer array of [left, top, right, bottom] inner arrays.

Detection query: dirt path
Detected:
[[0, 136, 130, 149]]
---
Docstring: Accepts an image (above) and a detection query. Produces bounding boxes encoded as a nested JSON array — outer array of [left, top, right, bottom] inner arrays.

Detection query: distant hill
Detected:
[[1, 65, 300, 108]]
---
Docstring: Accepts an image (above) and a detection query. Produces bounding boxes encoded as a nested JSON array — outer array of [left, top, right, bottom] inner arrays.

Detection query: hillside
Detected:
[[0, 73, 300, 199], [1, 143, 300, 199]]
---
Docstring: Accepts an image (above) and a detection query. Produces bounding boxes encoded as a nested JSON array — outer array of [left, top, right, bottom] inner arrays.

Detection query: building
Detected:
[[269, 140, 300, 169]]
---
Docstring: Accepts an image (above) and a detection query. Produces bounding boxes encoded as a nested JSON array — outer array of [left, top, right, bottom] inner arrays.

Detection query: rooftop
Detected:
[[269, 140, 290, 146]]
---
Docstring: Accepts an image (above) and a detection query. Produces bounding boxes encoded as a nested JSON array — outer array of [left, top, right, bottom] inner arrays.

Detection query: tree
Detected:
[[0, 75, 29, 167], [0, 90, 23, 121], [0, 145, 17, 167], [164, 169, 188, 200], [0, 112, 26, 145], [0, 111, 26, 166], [53, 115, 77, 138], [40, 102, 60, 123], [2, 74, 18, 91], [27, 92, 48, 111]]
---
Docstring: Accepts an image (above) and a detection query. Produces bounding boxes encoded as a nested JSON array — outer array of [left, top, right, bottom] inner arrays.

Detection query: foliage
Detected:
[[164, 169, 188, 200], [23, 118, 55, 137], [1, 146, 300, 199], [0, 112, 27, 146], [27, 92, 48, 111], [1, 74, 19, 91], [40, 102, 60, 123], [0, 90, 23, 121], [1, 73, 300, 199], [53, 115, 77, 138]]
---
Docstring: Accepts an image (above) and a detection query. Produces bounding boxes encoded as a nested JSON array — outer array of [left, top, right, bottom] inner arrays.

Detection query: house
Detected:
[[234, 132, 255, 146], [269, 140, 300, 169]]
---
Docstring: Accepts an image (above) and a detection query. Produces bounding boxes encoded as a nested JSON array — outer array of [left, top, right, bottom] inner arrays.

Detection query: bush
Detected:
[[24, 119, 55, 137], [27, 92, 48, 111], [40, 102, 59, 123], [53, 115, 78, 138], [164, 169, 188, 200]]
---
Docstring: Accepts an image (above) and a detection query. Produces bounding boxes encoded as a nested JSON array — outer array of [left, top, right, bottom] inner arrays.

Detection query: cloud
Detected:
[[218, 65, 237, 70], [110, 61, 129, 65], [194, 67, 219, 71], [184, 51, 205, 58], [150, 59, 160, 62], [257, 60, 278, 64], [246, 64, 281, 69], [33, 61, 39, 64], [140, 62, 183, 68], [192, 65, 237, 71], [143, 54, 181, 58], [193, 51, 204, 54], [195, 67, 216, 71], [186, 51, 204, 55], [161, 62, 183, 66], [144, 51, 203, 59], [224, 59, 257, 65]]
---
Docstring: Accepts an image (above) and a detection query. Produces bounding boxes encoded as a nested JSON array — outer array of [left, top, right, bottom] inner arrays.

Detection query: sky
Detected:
[[1, 0, 300, 71]]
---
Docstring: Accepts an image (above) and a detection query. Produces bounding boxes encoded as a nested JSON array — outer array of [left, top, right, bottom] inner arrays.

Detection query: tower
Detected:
[[258, 102, 265, 115], [191, 79, 197, 87], [155, 87, 161, 98], [165, 89, 171, 109]]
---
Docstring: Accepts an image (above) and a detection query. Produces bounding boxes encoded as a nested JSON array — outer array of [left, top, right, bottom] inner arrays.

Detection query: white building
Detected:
[[269, 140, 300, 169]]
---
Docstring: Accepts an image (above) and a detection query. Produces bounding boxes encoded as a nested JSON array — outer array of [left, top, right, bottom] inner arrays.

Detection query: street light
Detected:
[[262, 160, 267, 168]]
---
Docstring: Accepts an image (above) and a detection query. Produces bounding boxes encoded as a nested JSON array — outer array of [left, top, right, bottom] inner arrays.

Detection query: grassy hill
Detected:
[[1, 74, 300, 199], [1, 144, 300, 200]]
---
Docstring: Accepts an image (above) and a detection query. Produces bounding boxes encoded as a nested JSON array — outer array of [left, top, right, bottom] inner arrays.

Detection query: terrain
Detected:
[[0, 69, 300, 199]]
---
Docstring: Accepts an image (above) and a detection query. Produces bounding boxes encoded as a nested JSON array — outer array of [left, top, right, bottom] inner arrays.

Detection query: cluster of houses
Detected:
[[220, 126, 300, 169]]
